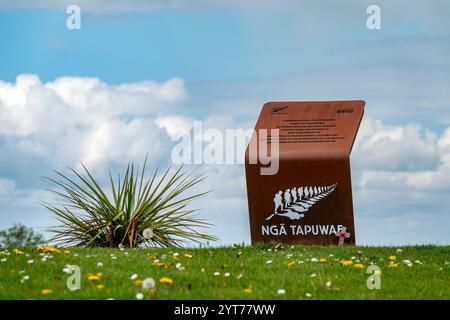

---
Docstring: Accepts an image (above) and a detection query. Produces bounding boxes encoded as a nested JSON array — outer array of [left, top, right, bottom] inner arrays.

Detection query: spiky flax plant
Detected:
[[43, 158, 217, 248]]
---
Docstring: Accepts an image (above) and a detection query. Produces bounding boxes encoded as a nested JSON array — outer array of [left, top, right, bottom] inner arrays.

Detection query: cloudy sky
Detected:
[[0, 1, 449, 245]]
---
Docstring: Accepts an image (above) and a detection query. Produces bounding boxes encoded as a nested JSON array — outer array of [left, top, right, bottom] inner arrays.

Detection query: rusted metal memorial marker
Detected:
[[245, 101, 364, 245]]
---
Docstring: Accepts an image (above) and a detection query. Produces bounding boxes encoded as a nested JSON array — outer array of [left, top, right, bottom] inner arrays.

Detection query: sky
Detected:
[[0, 0, 450, 245]]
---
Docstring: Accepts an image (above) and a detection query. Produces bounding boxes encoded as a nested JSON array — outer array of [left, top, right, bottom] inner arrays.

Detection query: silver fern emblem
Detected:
[[266, 183, 337, 220]]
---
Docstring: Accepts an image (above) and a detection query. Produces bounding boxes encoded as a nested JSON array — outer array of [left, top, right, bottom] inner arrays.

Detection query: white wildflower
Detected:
[[142, 278, 155, 290], [143, 228, 154, 240]]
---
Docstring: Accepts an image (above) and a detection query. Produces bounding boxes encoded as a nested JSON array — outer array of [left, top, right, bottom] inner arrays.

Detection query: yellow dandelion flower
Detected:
[[388, 263, 398, 268], [389, 256, 397, 261], [243, 287, 253, 293], [341, 260, 353, 266], [183, 253, 193, 258], [37, 246, 62, 254], [134, 279, 143, 286], [14, 249, 24, 255], [319, 258, 327, 263], [152, 261, 172, 268], [63, 250, 71, 254], [159, 277, 173, 284], [287, 261, 296, 267], [353, 263, 365, 269], [41, 289, 52, 295], [87, 273, 102, 281], [96, 284, 105, 289], [148, 255, 157, 260]]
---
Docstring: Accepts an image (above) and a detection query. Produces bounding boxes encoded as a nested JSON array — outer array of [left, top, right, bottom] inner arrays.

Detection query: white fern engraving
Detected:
[[266, 183, 337, 220]]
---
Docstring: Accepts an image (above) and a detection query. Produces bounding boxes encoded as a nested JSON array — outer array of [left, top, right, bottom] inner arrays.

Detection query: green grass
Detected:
[[0, 244, 449, 300]]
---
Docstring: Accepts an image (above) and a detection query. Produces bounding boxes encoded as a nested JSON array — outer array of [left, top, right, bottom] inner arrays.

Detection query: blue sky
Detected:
[[0, 1, 450, 245]]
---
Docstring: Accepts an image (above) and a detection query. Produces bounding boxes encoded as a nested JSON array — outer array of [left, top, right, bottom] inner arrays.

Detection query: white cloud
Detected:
[[0, 74, 187, 169], [353, 117, 441, 171], [0, 178, 15, 197], [156, 115, 194, 139]]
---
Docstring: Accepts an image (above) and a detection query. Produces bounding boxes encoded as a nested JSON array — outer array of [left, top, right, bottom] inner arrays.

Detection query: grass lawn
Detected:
[[0, 244, 449, 300]]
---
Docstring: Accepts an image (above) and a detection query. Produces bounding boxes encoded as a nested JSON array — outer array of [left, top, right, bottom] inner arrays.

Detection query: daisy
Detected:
[[136, 292, 144, 300], [175, 263, 185, 271], [266, 260, 273, 264], [277, 289, 286, 295], [224, 272, 230, 277], [63, 265, 75, 274], [97, 262, 103, 267], [402, 260, 412, 267], [130, 274, 138, 280]]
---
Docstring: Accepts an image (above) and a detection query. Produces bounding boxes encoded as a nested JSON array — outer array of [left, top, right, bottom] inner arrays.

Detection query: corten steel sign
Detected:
[[245, 100, 365, 245]]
